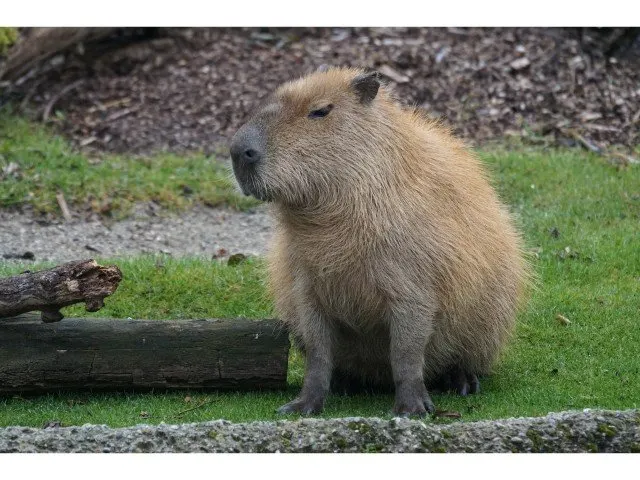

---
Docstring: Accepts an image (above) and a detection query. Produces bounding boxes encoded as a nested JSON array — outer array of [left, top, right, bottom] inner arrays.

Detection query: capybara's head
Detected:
[[229, 67, 391, 206]]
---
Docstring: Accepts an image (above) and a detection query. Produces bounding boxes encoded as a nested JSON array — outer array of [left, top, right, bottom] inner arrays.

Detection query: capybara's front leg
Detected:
[[278, 311, 333, 415], [389, 302, 436, 417]]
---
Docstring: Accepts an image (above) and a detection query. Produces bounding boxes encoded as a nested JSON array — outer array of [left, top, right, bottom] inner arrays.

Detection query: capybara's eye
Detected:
[[308, 104, 334, 119]]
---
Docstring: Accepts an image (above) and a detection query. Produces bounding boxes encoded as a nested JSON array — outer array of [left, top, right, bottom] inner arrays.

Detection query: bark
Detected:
[[0, 259, 122, 322], [0, 314, 290, 394], [0, 28, 118, 82]]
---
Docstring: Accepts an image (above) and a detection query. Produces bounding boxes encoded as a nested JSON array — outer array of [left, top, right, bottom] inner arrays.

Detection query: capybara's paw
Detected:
[[448, 368, 480, 396], [277, 397, 324, 416], [393, 383, 436, 417]]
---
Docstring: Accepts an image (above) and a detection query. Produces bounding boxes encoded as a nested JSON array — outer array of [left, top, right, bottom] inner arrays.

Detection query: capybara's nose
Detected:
[[230, 122, 266, 168], [230, 142, 263, 166]]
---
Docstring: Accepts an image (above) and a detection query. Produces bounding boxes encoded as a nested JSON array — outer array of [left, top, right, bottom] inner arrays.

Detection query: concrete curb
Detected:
[[1, 409, 638, 453]]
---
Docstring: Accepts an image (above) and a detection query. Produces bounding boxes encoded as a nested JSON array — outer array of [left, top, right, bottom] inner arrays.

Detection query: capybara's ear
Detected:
[[351, 71, 381, 105]]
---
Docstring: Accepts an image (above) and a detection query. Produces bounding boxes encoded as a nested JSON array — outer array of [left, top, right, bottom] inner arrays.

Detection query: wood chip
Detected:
[[378, 65, 410, 84], [104, 107, 139, 123], [435, 410, 462, 419], [579, 111, 603, 122], [510, 58, 531, 70], [79, 136, 98, 147], [9, 28, 636, 155], [55, 192, 73, 222], [42, 79, 85, 122]]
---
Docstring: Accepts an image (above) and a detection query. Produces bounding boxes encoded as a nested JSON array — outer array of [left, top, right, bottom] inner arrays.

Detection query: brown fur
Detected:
[[231, 67, 530, 414]]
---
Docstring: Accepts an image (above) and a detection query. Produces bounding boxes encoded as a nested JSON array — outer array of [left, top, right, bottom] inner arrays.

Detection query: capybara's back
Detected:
[[230, 67, 529, 415]]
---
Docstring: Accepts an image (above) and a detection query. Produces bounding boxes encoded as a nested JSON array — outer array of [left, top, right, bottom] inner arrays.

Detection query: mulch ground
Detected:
[[4, 27, 640, 157]]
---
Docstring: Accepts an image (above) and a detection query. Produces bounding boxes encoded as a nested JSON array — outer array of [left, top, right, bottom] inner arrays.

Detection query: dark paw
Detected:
[[430, 367, 481, 396], [449, 368, 480, 396], [277, 397, 324, 416], [393, 383, 436, 417]]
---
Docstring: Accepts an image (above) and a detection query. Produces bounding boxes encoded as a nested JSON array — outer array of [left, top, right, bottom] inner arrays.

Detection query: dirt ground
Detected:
[[0, 203, 273, 263], [5, 27, 640, 155]]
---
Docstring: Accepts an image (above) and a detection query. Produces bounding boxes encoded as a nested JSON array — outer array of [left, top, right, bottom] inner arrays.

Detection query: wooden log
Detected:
[[0, 314, 290, 394], [0, 259, 122, 323], [0, 28, 118, 82]]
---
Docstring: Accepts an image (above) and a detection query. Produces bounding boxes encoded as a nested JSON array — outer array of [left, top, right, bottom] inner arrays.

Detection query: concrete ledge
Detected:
[[1, 409, 638, 453]]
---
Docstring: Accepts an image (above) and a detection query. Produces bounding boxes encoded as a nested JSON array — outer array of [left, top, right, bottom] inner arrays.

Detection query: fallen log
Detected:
[[0, 28, 118, 82], [0, 259, 122, 323], [0, 314, 290, 394]]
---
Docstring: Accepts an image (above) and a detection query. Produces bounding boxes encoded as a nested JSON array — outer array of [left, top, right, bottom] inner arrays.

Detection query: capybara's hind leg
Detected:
[[432, 366, 480, 396]]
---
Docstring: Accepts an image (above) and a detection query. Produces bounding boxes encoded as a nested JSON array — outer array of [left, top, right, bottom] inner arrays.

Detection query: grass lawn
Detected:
[[0, 115, 638, 428], [0, 111, 258, 216]]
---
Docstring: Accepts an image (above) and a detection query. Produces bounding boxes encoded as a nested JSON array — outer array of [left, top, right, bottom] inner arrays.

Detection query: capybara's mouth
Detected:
[[245, 183, 273, 202], [232, 167, 273, 202]]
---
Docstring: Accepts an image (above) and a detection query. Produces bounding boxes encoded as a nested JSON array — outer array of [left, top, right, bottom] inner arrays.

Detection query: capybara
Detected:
[[229, 67, 529, 416]]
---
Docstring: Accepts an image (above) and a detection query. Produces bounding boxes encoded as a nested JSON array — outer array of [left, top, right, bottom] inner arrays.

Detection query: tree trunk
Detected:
[[0, 28, 120, 82], [0, 314, 290, 394]]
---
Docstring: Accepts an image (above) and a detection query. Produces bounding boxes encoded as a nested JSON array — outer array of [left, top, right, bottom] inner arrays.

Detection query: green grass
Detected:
[[0, 111, 258, 217], [62, 256, 274, 320], [0, 27, 18, 55], [0, 123, 638, 427]]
